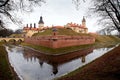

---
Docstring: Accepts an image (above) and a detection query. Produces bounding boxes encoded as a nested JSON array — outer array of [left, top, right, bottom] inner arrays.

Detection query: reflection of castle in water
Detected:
[[23, 48, 93, 75], [39, 60, 44, 67]]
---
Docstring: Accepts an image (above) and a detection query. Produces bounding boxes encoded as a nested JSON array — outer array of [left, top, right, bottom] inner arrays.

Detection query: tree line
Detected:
[[0, 29, 22, 37]]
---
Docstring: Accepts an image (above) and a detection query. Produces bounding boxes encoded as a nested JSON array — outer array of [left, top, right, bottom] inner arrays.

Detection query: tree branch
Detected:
[[0, 0, 10, 7]]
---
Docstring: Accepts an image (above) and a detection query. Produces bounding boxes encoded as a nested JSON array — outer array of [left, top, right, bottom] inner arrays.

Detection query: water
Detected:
[[5, 46, 115, 80]]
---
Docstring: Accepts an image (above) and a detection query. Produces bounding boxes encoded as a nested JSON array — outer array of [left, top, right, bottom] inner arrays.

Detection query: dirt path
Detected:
[[57, 45, 120, 80]]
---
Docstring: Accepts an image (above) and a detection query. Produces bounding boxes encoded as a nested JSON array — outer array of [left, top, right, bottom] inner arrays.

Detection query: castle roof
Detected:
[[82, 16, 86, 22], [23, 26, 50, 31], [23, 27, 39, 31], [38, 16, 44, 24], [67, 23, 87, 29]]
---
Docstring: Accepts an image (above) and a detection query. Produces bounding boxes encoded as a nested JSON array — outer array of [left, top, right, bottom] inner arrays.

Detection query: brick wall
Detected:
[[24, 35, 95, 48]]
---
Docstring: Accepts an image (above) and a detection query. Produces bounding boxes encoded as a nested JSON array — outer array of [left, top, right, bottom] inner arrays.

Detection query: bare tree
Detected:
[[0, 0, 85, 29], [91, 0, 120, 35], [72, 0, 120, 36], [0, 0, 45, 28], [72, 0, 85, 10], [0, 28, 13, 37]]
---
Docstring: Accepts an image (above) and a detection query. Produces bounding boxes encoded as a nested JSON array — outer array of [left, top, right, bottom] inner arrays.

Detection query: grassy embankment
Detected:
[[0, 42, 14, 80], [33, 28, 90, 36], [22, 28, 120, 54], [55, 43, 120, 80]]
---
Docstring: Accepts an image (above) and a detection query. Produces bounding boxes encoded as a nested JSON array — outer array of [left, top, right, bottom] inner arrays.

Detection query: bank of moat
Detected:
[[23, 16, 95, 48]]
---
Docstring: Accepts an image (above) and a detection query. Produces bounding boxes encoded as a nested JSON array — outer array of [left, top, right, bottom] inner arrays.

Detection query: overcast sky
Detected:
[[9, 0, 100, 32]]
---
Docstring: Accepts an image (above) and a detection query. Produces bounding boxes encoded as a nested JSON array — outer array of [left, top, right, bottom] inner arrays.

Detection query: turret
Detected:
[[34, 23, 36, 28], [30, 23, 32, 28], [38, 16, 44, 29], [82, 16, 86, 27], [26, 24, 28, 28]]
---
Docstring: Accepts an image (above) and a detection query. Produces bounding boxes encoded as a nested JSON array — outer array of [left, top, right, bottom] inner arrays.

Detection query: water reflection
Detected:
[[52, 64, 58, 75], [39, 60, 43, 67], [23, 47, 93, 75], [6, 46, 114, 80], [81, 56, 86, 63]]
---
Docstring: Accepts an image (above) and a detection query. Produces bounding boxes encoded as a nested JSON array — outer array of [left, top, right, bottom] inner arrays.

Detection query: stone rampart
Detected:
[[24, 35, 95, 48]]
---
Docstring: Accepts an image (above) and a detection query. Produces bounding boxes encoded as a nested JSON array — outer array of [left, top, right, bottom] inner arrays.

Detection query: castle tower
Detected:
[[82, 16, 86, 27], [38, 16, 44, 29]]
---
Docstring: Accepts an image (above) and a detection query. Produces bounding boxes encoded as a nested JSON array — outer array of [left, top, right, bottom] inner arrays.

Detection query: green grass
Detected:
[[33, 28, 91, 36], [94, 35, 120, 43], [92, 35, 120, 48], [22, 43, 94, 54], [0, 42, 14, 80]]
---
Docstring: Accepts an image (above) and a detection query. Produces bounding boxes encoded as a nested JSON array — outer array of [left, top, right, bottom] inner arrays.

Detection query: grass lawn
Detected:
[[0, 42, 14, 80], [33, 28, 91, 36], [22, 43, 95, 55], [0, 42, 20, 80]]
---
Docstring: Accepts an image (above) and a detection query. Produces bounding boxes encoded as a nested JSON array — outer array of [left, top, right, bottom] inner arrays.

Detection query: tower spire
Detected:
[[82, 16, 86, 27], [82, 16, 86, 22], [38, 16, 44, 24], [38, 16, 44, 29]]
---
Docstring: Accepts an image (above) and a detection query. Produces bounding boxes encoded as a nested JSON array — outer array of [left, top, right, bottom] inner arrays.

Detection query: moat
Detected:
[[5, 45, 116, 80]]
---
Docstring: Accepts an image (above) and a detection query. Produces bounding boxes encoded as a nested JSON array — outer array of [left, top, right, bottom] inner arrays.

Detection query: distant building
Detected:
[[23, 23, 39, 37], [38, 16, 44, 29], [23, 16, 88, 37], [23, 16, 46, 37], [65, 17, 88, 33]]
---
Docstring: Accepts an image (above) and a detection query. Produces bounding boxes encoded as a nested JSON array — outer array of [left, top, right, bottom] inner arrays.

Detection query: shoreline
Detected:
[[4, 45, 21, 80], [23, 45, 94, 56], [6, 51, 21, 80], [21, 40, 118, 55], [55, 45, 120, 80], [0, 43, 20, 80]]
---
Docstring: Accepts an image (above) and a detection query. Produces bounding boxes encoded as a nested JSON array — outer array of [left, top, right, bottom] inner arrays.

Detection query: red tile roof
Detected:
[[67, 22, 87, 29]]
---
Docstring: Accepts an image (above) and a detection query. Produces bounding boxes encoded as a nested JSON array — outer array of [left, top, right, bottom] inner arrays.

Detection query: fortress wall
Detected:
[[52, 39, 95, 48], [24, 36, 95, 48], [24, 38, 53, 47]]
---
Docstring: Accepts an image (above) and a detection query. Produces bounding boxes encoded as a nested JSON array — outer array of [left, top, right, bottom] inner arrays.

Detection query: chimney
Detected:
[[34, 23, 36, 28], [30, 23, 32, 28], [26, 24, 28, 28]]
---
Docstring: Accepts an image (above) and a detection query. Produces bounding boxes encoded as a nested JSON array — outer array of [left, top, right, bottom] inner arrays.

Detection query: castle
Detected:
[[23, 16, 88, 37], [23, 16, 95, 49], [65, 17, 88, 33], [23, 16, 46, 37]]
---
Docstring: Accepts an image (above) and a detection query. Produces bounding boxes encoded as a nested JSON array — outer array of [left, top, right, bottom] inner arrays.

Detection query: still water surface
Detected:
[[5, 46, 115, 80]]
